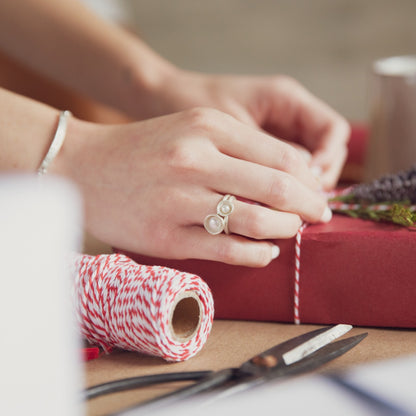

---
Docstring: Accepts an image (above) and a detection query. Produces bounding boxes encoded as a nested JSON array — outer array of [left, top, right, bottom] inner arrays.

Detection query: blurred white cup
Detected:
[[365, 55, 416, 181]]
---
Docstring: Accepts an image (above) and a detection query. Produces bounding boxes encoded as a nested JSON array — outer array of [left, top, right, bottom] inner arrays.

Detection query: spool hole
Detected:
[[171, 296, 201, 342]]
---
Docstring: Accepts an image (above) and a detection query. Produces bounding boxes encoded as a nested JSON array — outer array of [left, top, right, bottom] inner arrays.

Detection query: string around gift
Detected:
[[329, 164, 416, 228]]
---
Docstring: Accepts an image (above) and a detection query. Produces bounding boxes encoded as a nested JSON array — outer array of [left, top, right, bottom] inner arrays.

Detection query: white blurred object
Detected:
[[147, 354, 416, 416], [81, 0, 131, 24], [366, 55, 416, 180], [0, 175, 84, 415]]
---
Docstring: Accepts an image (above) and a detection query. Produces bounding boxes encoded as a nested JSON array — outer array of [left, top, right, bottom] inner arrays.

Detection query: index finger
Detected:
[[310, 120, 350, 189], [204, 109, 322, 192], [287, 87, 350, 160], [259, 78, 350, 188]]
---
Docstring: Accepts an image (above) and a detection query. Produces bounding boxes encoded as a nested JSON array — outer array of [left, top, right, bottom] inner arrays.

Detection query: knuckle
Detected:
[[150, 223, 174, 253], [272, 74, 301, 91], [251, 245, 271, 268], [217, 242, 240, 264], [340, 119, 352, 143], [245, 210, 268, 240], [185, 107, 221, 132], [279, 145, 304, 174], [268, 174, 292, 206], [219, 241, 270, 267], [167, 141, 200, 173], [285, 215, 303, 238]]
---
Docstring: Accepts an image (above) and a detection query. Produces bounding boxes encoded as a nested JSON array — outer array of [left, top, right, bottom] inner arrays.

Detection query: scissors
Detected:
[[85, 324, 367, 415]]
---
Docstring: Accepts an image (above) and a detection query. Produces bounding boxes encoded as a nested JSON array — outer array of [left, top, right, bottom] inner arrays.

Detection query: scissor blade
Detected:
[[202, 332, 368, 405], [239, 324, 352, 377], [266, 332, 368, 380], [282, 324, 352, 365]]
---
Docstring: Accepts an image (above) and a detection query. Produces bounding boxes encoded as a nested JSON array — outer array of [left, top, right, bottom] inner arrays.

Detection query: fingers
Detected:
[[177, 227, 281, 267], [197, 108, 322, 192], [135, 108, 335, 268], [226, 199, 302, 239], [205, 153, 329, 224], [295, 98, 350, 189], [258, 77, 350, 189], [310, 120, 351, 189], [172, 108, 329, 224], [186, 191, 303, 239]]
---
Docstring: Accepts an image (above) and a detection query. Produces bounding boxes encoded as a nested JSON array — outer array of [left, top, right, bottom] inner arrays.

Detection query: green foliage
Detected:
[[330, 198, 416, 228]]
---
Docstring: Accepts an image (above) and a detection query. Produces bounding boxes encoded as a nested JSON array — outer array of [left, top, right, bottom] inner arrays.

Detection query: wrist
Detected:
[[120, 43, 179, 120], [49, 115, 97, 182]]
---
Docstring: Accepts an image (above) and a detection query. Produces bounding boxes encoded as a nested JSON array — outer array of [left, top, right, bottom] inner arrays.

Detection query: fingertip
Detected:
[[319, 206, 333, 223], [309, 164, 324, 191], [299, 148, 312, 164], [310, 165, 323, 179], [271, 244, 280, 259]]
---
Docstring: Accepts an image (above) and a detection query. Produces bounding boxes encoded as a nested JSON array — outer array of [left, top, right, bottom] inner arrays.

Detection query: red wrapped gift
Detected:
[[118, 214, 416, 328], [340, 123, 368, 183]]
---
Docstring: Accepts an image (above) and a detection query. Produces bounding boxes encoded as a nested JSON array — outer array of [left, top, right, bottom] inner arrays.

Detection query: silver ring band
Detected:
[[204, 194, 235, 235]]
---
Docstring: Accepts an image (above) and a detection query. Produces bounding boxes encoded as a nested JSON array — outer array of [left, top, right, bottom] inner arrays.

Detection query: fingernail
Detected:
[[271, 245, 280, 259], [320, 206, 332, 223], [310, 165, 323, 178], [300, 150, 312, 164]]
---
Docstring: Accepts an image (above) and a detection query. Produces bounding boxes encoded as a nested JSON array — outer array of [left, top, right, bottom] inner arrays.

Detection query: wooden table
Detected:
[[84, 320, 416, 416]]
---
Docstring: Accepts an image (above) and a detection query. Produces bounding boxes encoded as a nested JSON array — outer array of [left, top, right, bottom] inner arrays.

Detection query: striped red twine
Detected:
[[329, 201, 416, 212], [294, 222, 307, 324], [71, 253, 214, 362]]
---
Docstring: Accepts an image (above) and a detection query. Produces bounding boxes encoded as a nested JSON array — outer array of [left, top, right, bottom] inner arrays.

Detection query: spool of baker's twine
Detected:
[[71, 253, 214, 362]]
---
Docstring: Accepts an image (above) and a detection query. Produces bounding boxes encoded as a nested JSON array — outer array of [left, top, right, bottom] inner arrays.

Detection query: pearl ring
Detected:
[[204, 194, 236, 235]]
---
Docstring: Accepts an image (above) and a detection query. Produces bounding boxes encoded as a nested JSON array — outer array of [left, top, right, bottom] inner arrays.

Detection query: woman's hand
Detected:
[[59, 107, 331, 267], [0, 0, 349, 191], [145, 70, 351, 190]]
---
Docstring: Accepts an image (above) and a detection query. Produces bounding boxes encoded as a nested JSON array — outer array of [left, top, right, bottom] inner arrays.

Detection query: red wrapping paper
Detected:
[[340, 123, 368, 183], [118, 214, 416, 328], [117, 124, 415, 328]]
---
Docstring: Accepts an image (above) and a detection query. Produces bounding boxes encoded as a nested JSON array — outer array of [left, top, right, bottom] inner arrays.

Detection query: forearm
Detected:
[[0, 0, 175, 119], [0, 85, 96, 183], [0, 87, 61, 172]]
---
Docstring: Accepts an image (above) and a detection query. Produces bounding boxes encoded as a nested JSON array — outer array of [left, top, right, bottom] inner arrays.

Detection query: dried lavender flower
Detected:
[[349, 163, 416, 203]]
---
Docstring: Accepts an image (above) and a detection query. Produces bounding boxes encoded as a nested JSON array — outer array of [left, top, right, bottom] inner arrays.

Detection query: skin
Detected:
[[0, 1, 350, 267]]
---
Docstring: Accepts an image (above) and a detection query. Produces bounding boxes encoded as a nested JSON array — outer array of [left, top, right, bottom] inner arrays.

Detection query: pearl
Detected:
[[220, 204, 231, 214], [204, 214, 224, 235], [210, 217, 220, 228], [218, 200, 233, 216], [205, 195, 235, 235]]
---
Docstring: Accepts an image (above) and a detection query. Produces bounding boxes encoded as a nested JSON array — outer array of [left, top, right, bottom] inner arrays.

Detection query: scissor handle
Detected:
[[111, 367, 235, 415], [85, 370, 213, 400]]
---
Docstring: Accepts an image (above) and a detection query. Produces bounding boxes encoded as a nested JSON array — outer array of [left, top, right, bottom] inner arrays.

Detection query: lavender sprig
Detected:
[[329, 164, 416, 228], [345, 163, 416, 204]]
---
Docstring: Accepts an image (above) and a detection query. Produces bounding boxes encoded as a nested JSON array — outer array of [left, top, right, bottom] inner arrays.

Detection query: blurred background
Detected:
[[90, 0, 416, 122]]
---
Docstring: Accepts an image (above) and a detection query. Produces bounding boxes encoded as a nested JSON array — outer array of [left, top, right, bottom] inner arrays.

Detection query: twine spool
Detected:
[[71, 253, 214, 362]]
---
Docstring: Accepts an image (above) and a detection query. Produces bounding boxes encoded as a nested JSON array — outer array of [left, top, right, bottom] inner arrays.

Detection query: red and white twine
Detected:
[[71, 253, 214, 362], [293, 222, 307, 324], [329, 200, 416, 212]]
